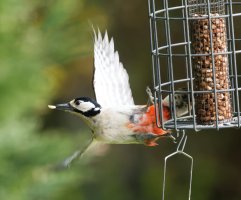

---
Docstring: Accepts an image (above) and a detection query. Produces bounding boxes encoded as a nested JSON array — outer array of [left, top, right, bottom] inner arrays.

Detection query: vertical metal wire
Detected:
[[164, 0, 178, 130], [149, 0, 166, 129], [184, 0, 198, 131], [158, 1, 166, 130], [226, 0, 236, 116], [163, 0, 173, 128], [228, 0, 240, 127], [206, 0, 220, 128], [182, 0, 193, 117], [148, 0, 159, 126]]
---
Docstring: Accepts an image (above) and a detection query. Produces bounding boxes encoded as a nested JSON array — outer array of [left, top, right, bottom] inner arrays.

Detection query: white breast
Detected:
[[91, 106, 144, 144]]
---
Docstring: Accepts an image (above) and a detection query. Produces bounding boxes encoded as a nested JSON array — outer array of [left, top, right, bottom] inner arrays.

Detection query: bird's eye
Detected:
[[75, 101, 80, 106]]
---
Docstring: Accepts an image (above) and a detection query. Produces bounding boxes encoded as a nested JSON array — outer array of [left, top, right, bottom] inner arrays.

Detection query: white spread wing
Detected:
[[93, 30, 134, 107]]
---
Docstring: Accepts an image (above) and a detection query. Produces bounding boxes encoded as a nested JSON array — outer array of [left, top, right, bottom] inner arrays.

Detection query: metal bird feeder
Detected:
[[148, 1, 241, 199], [148, 0, 241, 131]]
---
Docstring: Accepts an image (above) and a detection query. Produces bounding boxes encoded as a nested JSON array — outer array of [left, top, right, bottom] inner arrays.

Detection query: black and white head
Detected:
[[48, 97, 101, 118]]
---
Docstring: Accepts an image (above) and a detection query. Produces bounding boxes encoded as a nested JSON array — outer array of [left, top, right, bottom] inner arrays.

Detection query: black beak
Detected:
[[48, 103, 74, 112]]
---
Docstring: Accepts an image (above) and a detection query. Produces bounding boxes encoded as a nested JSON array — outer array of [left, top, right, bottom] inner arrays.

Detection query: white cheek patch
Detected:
[[77, 101, 96, 112]]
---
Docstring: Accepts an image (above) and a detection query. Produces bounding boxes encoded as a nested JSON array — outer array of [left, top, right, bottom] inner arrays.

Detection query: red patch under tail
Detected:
[[127, 104, 171, 146]]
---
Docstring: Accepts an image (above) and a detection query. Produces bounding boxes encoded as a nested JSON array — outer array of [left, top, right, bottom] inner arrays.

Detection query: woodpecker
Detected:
[[48, 30, 190, 166]]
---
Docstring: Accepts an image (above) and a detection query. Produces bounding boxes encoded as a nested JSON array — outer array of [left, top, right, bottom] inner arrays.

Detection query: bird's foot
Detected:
[[162, 132, 177, 143], [53, 150, 82, 170], [146, 86, 155, 105], [56, 138, 94, 169], [169, 134, 177, 143], [62, 150, 82, 168]]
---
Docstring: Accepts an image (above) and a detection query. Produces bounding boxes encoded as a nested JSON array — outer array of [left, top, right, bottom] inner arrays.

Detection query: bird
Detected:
[[48, 30, 190, 167]]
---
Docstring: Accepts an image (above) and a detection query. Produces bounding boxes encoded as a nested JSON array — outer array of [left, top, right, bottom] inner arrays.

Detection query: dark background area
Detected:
[[0, 0, 240, 199]]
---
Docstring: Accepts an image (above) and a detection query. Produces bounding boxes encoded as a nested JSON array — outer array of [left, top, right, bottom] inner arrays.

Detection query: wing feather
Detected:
[[93, 30, 134, 107]]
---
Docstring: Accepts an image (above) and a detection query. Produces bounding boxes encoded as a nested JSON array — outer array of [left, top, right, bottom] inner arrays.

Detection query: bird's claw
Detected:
[[62, 158, 72, 168], [146, 86, 155, 105], [163, 133, 177, 143], [60, 150, 82, 169], [169, 134, 177, 143]]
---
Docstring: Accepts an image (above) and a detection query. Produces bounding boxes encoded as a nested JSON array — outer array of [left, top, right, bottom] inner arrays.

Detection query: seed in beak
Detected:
[[48, 105, 56, 109]]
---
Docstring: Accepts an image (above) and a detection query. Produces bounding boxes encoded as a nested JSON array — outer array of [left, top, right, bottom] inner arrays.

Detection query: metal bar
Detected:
[[164, 0, 178, 130], [155, 45, 241, 54], [166, 119, 240, 130], [159, 87, 240, 94], [148, 0, 160, 128], [155, 12, 241, 20], [207, 0, 219, 129], [154, 0, 165, 129], [155, 49, 241, 57], [163, 0, 172, 130], [226, 0, 236, 117], [154, 2, 241, 16], [229, 0, 240, 127], [184, 0, 197, 131]]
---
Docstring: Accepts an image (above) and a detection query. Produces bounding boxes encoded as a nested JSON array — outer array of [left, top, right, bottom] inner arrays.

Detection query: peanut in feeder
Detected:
[[189, 0, 232, 124]]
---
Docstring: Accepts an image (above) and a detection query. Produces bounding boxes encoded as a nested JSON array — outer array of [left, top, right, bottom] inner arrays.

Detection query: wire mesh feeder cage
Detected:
[[148, 1, 241, 199], [148, 0, 241, 131]]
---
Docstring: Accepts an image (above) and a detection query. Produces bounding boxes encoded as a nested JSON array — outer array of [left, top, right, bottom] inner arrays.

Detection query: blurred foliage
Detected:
[[0, 0, 241, 200], [0, 0, 106, 199]]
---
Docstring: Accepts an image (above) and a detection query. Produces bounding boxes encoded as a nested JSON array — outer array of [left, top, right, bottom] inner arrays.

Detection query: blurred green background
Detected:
[[0, 0, 241, 200]]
